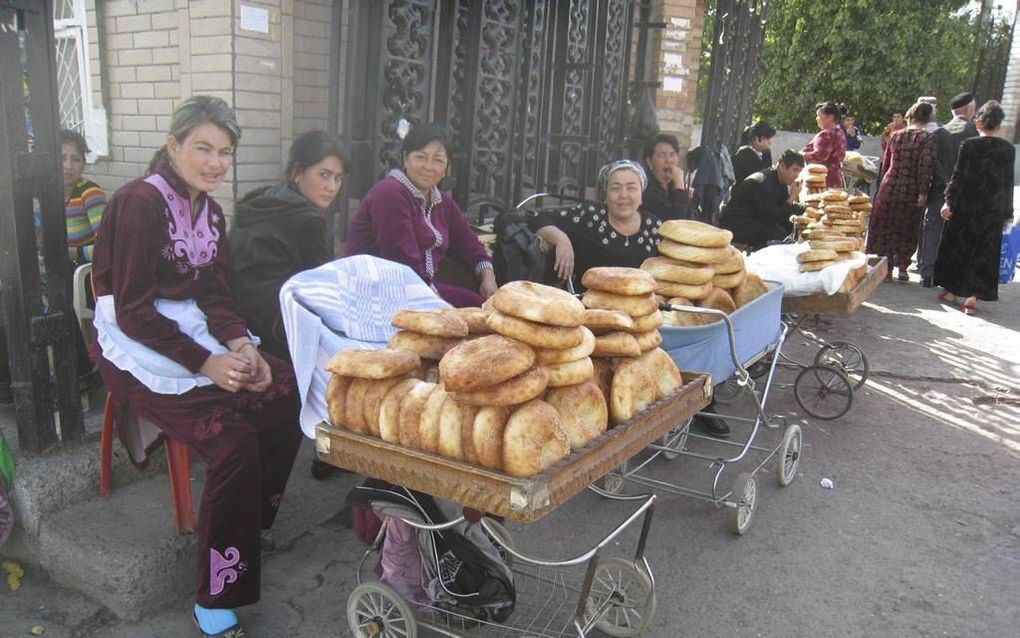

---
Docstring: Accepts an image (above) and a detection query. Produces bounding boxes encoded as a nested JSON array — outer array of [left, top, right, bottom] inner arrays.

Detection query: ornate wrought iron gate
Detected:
[[343, 0, 655, 227], [699, 0, 769, 152]]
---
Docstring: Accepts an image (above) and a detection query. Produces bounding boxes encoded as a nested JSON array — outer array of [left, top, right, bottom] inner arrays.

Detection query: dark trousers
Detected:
[[99, 354, 302, 608], [919, 193, 945, 279]]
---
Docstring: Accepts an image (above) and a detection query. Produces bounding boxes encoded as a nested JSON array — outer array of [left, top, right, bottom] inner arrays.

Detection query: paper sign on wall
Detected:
[[240, 5, 269, 33]]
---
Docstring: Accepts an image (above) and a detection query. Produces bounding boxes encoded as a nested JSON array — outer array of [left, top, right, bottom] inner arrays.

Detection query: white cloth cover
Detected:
[[744, 243, 869, 297]]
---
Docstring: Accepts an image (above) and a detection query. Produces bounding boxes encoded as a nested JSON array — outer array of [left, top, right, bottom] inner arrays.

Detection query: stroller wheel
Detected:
[[347, 582, 418, 638], [583, 557, 656, 637]]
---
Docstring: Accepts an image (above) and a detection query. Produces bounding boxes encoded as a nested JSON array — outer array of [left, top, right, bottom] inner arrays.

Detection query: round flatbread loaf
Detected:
[[471, 406, 511, 470], [800, 260, 836, 272], [418, 385, 449, 454], [610, 354, 659, 424], [326, 375, 352, 429], [629, 309, 664, 333], [391, 309, 468, 338], [809, 238, 857, 252], [363, 376, 411, 436], [732, 273, 768, 308], [544, 381, 608, 450], [592, 331, 642, 358], [804, 229, 844, 241], [714, 247, 745, 275], [643, 348, 684, 399], [591, 357, 615, 400], [581, 289, 658, 318], [326, 348, 420, 379], [398, 382, 438, 449], [640, 256, 714, 285], [502, 399, 570, 478], [822, 190, 849, 201], [344, 377, 374, 434], [487, 310, 585, 349], [388, 331, 463, 360], [797, 249, 839, 263], [378, 378, 423, 443], [658, 220, 733, 248], [581, 267, 657, 296], [545, 357, 594, 387], [657, 239, 732, 264], [698, 287, 737, 314], [634, 329, 663, 352], [450, 365, 549, 406], [491, 281, 585, 327], [439, 334, 536, 392], [535, 327, 595, 365], [437, 399, 477, 460], [654, 280, 713, 300], [662, 304, 713, 327], [581, 308, 635, 331], [713, 269, 746, 289], [806, 163, 828, 174], [451, 307, 492, 334]]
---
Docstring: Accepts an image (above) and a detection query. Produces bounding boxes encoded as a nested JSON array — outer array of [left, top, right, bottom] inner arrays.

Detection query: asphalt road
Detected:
[[1, 274, 1018, 638]]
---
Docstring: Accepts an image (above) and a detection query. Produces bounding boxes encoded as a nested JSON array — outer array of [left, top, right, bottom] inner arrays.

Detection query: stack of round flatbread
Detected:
[[387, 309, 467, 362], [580, 267, 663, 357], [325, 348, 424, 442], [797, 248, 839, 272], [803, 164, 828, 191], [609, 348, 684, 425]]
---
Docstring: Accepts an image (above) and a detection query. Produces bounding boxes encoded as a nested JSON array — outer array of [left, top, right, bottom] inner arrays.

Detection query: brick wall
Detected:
[[650, 0, 706, 164], [1000, 26, 1020, 143], [292, 0, 332, 136]]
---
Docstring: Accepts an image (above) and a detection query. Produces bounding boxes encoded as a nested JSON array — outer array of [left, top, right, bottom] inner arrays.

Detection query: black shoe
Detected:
[[694, 414, 731, 439], [311, 458, 340, 481], [921, 277, 933, 288]]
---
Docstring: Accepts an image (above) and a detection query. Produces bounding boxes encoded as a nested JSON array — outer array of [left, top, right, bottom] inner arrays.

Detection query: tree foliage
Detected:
[[750, 0, 978, 133]]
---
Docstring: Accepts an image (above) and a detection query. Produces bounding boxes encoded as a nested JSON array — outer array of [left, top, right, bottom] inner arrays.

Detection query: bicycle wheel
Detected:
[[794, 365, 853, 420], [814, 341, 869, 389]]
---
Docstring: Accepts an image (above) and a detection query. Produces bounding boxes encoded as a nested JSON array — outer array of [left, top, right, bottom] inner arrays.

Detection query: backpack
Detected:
[[492, 207, 545, 285], [351, 480, 516, 623]]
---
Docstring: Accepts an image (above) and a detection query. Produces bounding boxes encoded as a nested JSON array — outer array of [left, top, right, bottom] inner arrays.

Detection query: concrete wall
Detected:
[[649, 0, 706, 163]]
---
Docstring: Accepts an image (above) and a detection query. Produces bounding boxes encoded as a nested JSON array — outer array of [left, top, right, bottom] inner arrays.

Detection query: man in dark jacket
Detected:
[[918, 92, 979, 287], [719, 149, 805, 250]]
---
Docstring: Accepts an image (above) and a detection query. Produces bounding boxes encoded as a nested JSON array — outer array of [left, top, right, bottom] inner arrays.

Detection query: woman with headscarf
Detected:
[[527, 159, 663, 290], [802, 101, 848, 188], [934, 100, 1015, 315], [346, 122, 496, 307], [866, 101, 936, 282]]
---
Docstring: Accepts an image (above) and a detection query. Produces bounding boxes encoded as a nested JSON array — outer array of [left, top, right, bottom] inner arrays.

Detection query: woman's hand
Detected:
[[200, 352, 254, 393], [552, 238, 575, 282], [940, 204, 953, 221], [478, 269, 498, 299], [245, 350, 274, 392], [917, 193, 927, 208]]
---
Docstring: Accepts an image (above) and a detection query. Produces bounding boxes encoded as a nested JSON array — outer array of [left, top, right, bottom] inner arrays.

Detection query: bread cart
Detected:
[[768, 256, 888, 420], [315, 373, 711, 638], [596, 282, 803, 535]]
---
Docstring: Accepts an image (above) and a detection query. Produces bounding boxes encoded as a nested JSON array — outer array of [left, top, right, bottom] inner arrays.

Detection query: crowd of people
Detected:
[[0, 83, 1013, 635]]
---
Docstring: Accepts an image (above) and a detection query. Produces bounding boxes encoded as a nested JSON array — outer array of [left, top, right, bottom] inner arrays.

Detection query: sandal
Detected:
[[937, 291, 957, 303], [961, 298, 978, 315], [193, 613, 247, 638]]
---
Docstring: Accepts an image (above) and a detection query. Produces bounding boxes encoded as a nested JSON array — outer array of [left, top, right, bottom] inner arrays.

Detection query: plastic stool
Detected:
[[99, 395, 195, 534]]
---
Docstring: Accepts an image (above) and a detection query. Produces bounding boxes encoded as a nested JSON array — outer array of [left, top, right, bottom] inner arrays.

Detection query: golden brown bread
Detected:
[[418, 385, 449, 454], [544, 380, 608, 450], [437, 398, 476, 460], [439, 334, 536, 392], [797, 249, 839, 263], [326, 375, 352, 429], [800, 260, 836, 272], [698, 287, 737, 314], [731, 273, 768, 308], [487, 310, 586, 349], [581, 308, 636, 332], [610, 355, 659, 424], [378, 378, 423, 443], [644, 348, 683, 398], [581, 266, 657, 296], [491, 281, 585, 327], [387, 331, 463, 360], [502, 399, 570, 478], [391, 309, 468, 338], [634, 329, 663, 352], [714, 246, 746, 275], [657, 239, 732, 264], [450, 365, 549, 406], [591, 357, 615, 400], [653, 280, 713, 300], [326, 348, 420, 379], [658, 219, 733, 248], [363, 376, 411, 437], [451, 307, 493, 334], [592, 331, 642, 358], [640, 256, 715, 285], [581, 289, 659, 317], [471, 406, 511, 470], [534, 327, 596, 365], [397, 382, 438, 449], [344, 377, 374, 434], [712, 269, 746, 289], [545, 357, 594, 387]]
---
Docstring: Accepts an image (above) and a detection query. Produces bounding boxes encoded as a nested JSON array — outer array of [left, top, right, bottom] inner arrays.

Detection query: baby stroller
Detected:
[[345, 479, 659, 637]]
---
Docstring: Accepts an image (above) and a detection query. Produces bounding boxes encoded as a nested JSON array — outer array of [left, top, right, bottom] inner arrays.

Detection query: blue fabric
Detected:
[[660, 282, 784, 384], [194, 604, 238, 634], [278, 255, 450, 436], [999, 225, 1020, 284]]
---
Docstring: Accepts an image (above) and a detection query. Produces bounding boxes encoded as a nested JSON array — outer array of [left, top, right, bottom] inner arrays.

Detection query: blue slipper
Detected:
[[193, 612, 246, 638]]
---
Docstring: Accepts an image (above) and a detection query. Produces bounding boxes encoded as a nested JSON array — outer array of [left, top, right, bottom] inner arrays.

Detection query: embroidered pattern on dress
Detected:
[[210, 546, 244, 596], [145, 174, 220, 278], [389, 169, 444, 279]]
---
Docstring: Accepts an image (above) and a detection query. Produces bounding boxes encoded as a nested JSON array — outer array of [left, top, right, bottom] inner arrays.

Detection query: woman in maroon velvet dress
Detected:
[[91, 96, 300, 638], [346, 123, 497, 307], [802, 101, 848, 188], [867, 101, 936, 281]]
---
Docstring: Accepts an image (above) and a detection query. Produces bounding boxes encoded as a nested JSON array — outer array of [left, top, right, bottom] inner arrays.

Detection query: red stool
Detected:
[[99, 395, 195, 534]]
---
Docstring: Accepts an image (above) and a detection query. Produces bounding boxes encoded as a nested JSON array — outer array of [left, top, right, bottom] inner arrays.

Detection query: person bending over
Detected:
[[719, 149, 805, 251]]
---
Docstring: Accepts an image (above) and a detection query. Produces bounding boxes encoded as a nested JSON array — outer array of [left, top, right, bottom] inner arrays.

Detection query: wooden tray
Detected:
[[315, 372, 712, 523], [781, 256, 888, 316]]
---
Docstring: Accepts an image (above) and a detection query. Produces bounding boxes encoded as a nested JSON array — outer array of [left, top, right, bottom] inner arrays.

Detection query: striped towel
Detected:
[[279, 255, 450, 437]]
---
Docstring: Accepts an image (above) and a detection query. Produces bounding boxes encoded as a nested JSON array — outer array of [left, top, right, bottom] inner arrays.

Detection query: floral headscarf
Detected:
[[597, 159, 647, 199]]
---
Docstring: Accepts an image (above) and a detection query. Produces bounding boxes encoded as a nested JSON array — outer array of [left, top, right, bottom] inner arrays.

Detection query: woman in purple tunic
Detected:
[[91, 96, 301, 638], [346, 123, 496, 307]]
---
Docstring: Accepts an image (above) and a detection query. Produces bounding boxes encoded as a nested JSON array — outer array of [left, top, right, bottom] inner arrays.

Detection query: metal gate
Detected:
[[343, 0, 657, 227], [699, 0, 769, 152], [1, 0, 85, 453]]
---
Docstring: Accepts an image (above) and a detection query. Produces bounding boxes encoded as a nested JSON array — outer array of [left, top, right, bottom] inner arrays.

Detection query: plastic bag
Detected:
[[999, 224, 1020, 284], [0, 433, 17, 549]]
